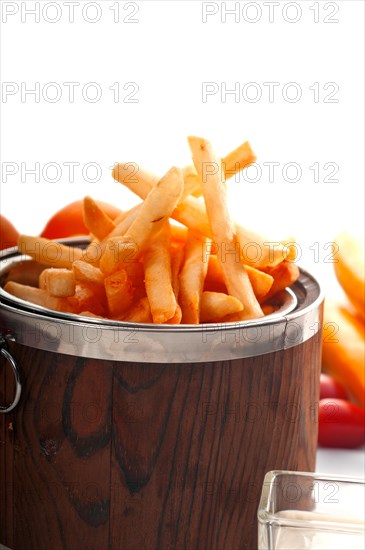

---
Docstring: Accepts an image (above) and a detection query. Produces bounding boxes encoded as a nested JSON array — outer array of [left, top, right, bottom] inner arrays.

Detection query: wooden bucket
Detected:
[[0, 242, 323, 550]]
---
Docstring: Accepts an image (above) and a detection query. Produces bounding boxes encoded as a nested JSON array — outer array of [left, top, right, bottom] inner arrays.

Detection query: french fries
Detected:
[[5, 134, 300, 324], [113, 140, 256, 201], [113, 141, 287, 268], [179, 230, 210, 324], [100, 166, 183, 274], [188, 136, 264, 320], [143, 223, 177, 324]]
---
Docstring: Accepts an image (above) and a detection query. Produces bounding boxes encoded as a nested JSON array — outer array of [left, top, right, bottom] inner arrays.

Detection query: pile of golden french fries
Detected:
[[4, 136, 299, 324]]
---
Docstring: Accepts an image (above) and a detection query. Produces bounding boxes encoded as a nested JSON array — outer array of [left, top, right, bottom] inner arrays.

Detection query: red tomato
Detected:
[[0, 215, 19, 250], [40, 199, 122, 239], [318, 398, 365, 448], [320, 373, 349, 400]]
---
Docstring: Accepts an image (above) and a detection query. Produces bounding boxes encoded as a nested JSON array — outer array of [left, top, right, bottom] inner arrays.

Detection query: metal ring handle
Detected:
[[0, 346, 21, 413]]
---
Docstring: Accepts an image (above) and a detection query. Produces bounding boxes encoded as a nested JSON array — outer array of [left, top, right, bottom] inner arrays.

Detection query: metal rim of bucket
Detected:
[[0, 239, 324, 363]]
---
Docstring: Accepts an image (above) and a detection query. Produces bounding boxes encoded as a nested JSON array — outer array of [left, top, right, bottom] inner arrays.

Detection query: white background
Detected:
[[1, 1, 364, 476]]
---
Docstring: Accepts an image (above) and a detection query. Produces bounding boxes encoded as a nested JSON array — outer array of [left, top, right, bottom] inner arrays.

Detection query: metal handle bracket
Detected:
[[0, 335, 21, 413]]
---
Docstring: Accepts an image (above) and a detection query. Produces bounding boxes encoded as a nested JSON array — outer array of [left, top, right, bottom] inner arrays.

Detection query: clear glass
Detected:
[[258, 470, 365, 550]]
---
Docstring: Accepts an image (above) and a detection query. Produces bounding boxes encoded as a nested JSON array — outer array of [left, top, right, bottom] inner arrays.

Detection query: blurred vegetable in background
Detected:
[[318, 398, 365, 449], [322, 301, 365, 408], [334, 232, 365, 322], [320, 373, 349, 401], [319, 232, 365, 448], [0, 215, 19, 250]]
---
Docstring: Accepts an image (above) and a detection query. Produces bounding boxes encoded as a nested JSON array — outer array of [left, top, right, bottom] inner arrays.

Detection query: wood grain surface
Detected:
[[0, 333, 321, 550]]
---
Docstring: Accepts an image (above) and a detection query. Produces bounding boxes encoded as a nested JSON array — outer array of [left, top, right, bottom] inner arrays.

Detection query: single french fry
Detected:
[[178, 230, 209, 324], [280, 237, 298, 262], [260, 261, 300, 303], [100, 166, 183, 274], [18, 235, 84, 269], [4, 280, 50, 306], [171, 246, 184, 299], [188, 135, 233, 238], [72, 260, 105, 285], [188, 136, 264, 320], [3, 281, 74, 312], [200, 291, 243, 323], [104, 269, 134, 317], [83, 196, 117, 240], [121, 297, 153, 323], [39, 268, 76, 297], [112, 163, 158, 199], [143, 223, 177, 324], [222, 140, 257, 179]]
